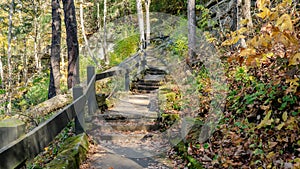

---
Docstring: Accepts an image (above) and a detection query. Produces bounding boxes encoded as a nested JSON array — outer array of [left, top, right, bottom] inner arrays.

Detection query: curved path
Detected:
[[81, 47, 176, 169]]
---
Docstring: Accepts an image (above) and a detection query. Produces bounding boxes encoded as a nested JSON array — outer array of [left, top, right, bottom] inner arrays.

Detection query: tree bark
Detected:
[[80, 0, 100, 66], [188, 0, 196, 64], [0, 43, 4, 88], [231, 0, 238, 31], [144, 0, 151, 46], [136, 0, 145, 49], [242, 0, 253, 28], [34, 0, 40, 72], [7, 0, 14, 113], [62, 0, 80, 89], [48, 0, 62, 99], [103, 0, 109, 65], [22, 38, 28, 85]]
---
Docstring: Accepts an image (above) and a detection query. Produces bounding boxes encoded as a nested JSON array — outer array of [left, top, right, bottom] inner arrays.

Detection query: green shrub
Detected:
[[109, 34, 139, 66]]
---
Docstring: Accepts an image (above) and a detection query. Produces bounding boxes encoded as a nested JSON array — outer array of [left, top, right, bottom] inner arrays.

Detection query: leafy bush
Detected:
[[109, 34, 139, 66], [170, 35, 188, 57], [15, 74, 49, 111]]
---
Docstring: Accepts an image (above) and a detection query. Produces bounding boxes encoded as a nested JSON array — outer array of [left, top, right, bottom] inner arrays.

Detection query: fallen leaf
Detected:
[[282, 111, 288, 122]]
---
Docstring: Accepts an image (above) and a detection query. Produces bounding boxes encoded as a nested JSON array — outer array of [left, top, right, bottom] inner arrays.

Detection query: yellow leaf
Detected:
[[240, 48, 256, 57], [276, 14, 294, 31], [221, 39, 232, 46], [269, 11, 279, 21], [285, 78, 299, 94], [282, 111, 288, 122], [279, 0, 293, 8], [257, 0, 267, 10], [289, 53, 300, 66], [266, 151, 276, 159], [257, 7, 271, 19], [237, 27, 248, 34], [232, 36, 240, 44], [248, 36, 259, 48], [240, 19, 249, 25], [260, 36, 271, 47], [277, 122, 285, 130], [286, 78, 299, 86], [283, 0, 292, 5], [257, 110, 273, 129]]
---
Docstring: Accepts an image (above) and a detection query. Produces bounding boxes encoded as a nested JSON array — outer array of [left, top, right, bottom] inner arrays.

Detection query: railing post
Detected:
[[73, 86, 85, 134], [141, 51, 147, 70], [87, 66, 97, 115], [124, 69, 130, 91]]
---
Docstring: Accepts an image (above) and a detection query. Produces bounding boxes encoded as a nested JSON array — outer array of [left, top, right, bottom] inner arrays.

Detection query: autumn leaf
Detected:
[[266, 151, 276, 159], [257, 110, 273, 129], [269, 11, 279, 21], [240, 19, 249, 25], [282, 111, 288, 122], [237, 27, 248, 34], [276, 14, 294, 31], [278, 0, 293, 8], [288, 53, 300, 66], [277, 122, 285, 130], [268, 142, 278, 149], [257, 0, 270, 10], [257, 7, 271, 19], [240, 48, 256, 57]]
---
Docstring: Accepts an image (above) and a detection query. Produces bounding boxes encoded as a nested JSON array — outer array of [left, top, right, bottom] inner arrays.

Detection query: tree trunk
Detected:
[[0, 43, 4, 88], [144, 0, 151, 46], [7, 0, 14, 113], [188, 0, 196, 64], [136, 0, 145, 49], [62, 0, 80, 89], [103, 0, 109, 65], [48, 0, 62, 99], [23, 38, 28, 85], [80, 0, 100, 66], [231, 0, 238, 31], [242, 0, 253, 28], [34, 1, 40, 72], [97, 2, 100, 29], [233, 0, 247, 48]]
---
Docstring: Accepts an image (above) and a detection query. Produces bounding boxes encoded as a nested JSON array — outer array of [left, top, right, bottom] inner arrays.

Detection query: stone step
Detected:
[[131, 84, 160, 91], [143, 74, 165, 82], [145, 70, 166, 75], [94, 134, 146, 142], [131, 89, 158, 94], [88, 123, 159, 133], [132, 80, 162, 87], [92, 112, 158, 120]]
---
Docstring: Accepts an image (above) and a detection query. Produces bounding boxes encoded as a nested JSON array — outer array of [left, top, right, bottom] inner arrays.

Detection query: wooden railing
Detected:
[[0, 52, 144, 169]]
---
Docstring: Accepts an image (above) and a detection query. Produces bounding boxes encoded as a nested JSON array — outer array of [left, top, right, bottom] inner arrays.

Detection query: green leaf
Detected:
[[203, 143, 210, 149], [292, 111, 299, 116]]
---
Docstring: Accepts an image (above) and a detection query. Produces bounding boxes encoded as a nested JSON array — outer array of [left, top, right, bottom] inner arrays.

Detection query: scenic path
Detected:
[[81, 48, 175, 169]]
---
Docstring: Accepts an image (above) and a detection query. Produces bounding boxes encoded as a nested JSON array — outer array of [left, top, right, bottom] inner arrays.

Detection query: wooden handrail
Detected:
[[0, 52, 143, 169]]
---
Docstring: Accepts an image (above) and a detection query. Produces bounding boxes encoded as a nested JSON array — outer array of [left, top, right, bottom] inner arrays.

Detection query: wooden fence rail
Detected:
[[0, 52, 143, 169]]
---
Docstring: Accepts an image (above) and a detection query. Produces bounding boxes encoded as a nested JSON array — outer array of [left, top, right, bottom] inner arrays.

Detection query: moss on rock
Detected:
[[46, 133, 89, 169]]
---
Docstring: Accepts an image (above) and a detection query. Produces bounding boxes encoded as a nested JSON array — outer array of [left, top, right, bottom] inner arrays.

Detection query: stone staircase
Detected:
[[84, 58, 173, 168], [131, 67, 167, 94]]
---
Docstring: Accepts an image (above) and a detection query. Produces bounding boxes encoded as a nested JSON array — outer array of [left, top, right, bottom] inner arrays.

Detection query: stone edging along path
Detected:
[[46, 133, 89, 169]]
